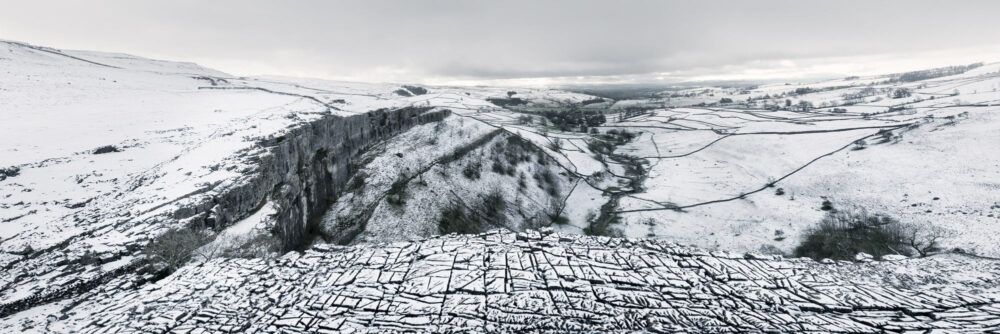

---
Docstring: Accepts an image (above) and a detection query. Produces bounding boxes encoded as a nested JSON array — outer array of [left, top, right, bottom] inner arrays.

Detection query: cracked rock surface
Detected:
[[68, 230, 1000, 333]]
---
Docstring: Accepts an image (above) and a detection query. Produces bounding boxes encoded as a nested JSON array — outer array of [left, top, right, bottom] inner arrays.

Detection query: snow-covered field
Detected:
[[2, 40, 1000, 332], [605, 67, 1000, 256]]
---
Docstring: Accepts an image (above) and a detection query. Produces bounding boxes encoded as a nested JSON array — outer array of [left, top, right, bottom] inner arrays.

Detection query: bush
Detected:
[[535, 168, 556, 187], [347, 171, 368, 192], [486, 97, 527, 107], [602, 129, 636, 145], [551, 215, 569, 225], [794, 208, 913, 260], [547, 138, 563, 151], [438, 202, 481, 235], [852, 139, 867, 151], [538, 108, 606, 129], [892, 88, 912, 99], [92, 145, 120, 154], [903, 222, 951, 257], [386, 175, 408, 206], [438, 188, 508, 235], [481, 188, 507, 224], [0, 166, 20, 181], [144, 227, 211, 274], [794, 87, 815, 95], [402, 85, 427, 95], [462, 161, 482, 179]]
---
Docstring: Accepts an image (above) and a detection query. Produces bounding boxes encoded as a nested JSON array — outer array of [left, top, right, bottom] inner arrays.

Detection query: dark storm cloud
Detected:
[[2, 0, 999, 84]]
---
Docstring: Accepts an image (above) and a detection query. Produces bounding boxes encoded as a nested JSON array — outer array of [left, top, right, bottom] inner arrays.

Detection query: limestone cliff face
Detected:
[[0, 107, 449, 318], [201, 107, 450, 251]]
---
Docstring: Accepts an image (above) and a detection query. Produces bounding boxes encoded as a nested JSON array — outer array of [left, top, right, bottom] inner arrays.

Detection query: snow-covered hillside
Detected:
[[0, 40, 609, 329], [2, 40, 1000, 332], [601, 66, 1000, 256]]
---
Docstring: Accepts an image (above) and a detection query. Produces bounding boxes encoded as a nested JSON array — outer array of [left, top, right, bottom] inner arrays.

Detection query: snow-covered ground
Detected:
[[2, 40, 1000, 332], [28, 230, 1000, 333], [603, 66, 1000, 256]]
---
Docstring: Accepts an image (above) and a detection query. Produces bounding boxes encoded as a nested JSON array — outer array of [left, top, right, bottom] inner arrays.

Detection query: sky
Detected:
[[2, 0, 999, 86]]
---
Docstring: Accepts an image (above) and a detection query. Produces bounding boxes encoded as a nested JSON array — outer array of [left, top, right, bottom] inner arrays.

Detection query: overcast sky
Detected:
[[3, 0, 999, 86]]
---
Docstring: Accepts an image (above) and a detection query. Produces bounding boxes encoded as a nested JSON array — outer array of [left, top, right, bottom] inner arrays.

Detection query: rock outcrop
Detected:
[[210, 106, 450, 251], [67, 230, 1000, 333], [0, 106, 449, 318]]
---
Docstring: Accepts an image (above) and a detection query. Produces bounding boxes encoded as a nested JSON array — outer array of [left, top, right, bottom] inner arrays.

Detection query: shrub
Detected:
[[438, 188, 508, 235], [536, 151, 548, 165], [546, 183, 560, 197], [547, 138, 563, 151], [852, 139, 867, 150], [602, 129, 636, 145], [347, 171, 368, 192], [92, 145, 120, 154], [486, 97, 527, 107], [481, 188, 508, 224], [438, 202, 481, 235], [402, 85, 427, 95], [794, 208, 913, 260], [551, 215, 569, 225], [386, 175, 408, 206], [886, 63, 982, 83], [892, 88, 912, 99], [491, 160, 514, 176], [903, 222, 951, 257], [144, 227, 211, 274], [462, 161, 482, 179], [586, 139, 614, 155], [535, 168, 556, 186], [0, 166, 20, 181], [538, 108, 606, 129]]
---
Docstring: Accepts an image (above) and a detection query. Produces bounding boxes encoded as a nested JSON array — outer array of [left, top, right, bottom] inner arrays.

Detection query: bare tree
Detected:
[[547, 138, 563, 151], [903, 222, 952, 257], [144, 228, 211, 273]]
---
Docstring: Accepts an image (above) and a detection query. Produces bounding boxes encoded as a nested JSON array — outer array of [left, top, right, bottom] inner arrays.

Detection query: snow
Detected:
[[602, 69, 1000, 256], [3, 39, 1000, 332]]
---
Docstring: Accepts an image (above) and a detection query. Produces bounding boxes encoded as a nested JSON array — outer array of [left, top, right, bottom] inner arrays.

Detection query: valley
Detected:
[[1, 40, 1000, 332]]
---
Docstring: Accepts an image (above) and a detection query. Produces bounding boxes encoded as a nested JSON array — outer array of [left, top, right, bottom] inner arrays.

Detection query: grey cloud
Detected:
[[2, 0, 999, 84]]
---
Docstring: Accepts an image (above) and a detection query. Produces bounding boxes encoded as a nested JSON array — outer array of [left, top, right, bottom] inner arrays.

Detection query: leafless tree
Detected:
[[903, 222, 952, 257], [144, 227, 211, 273]]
